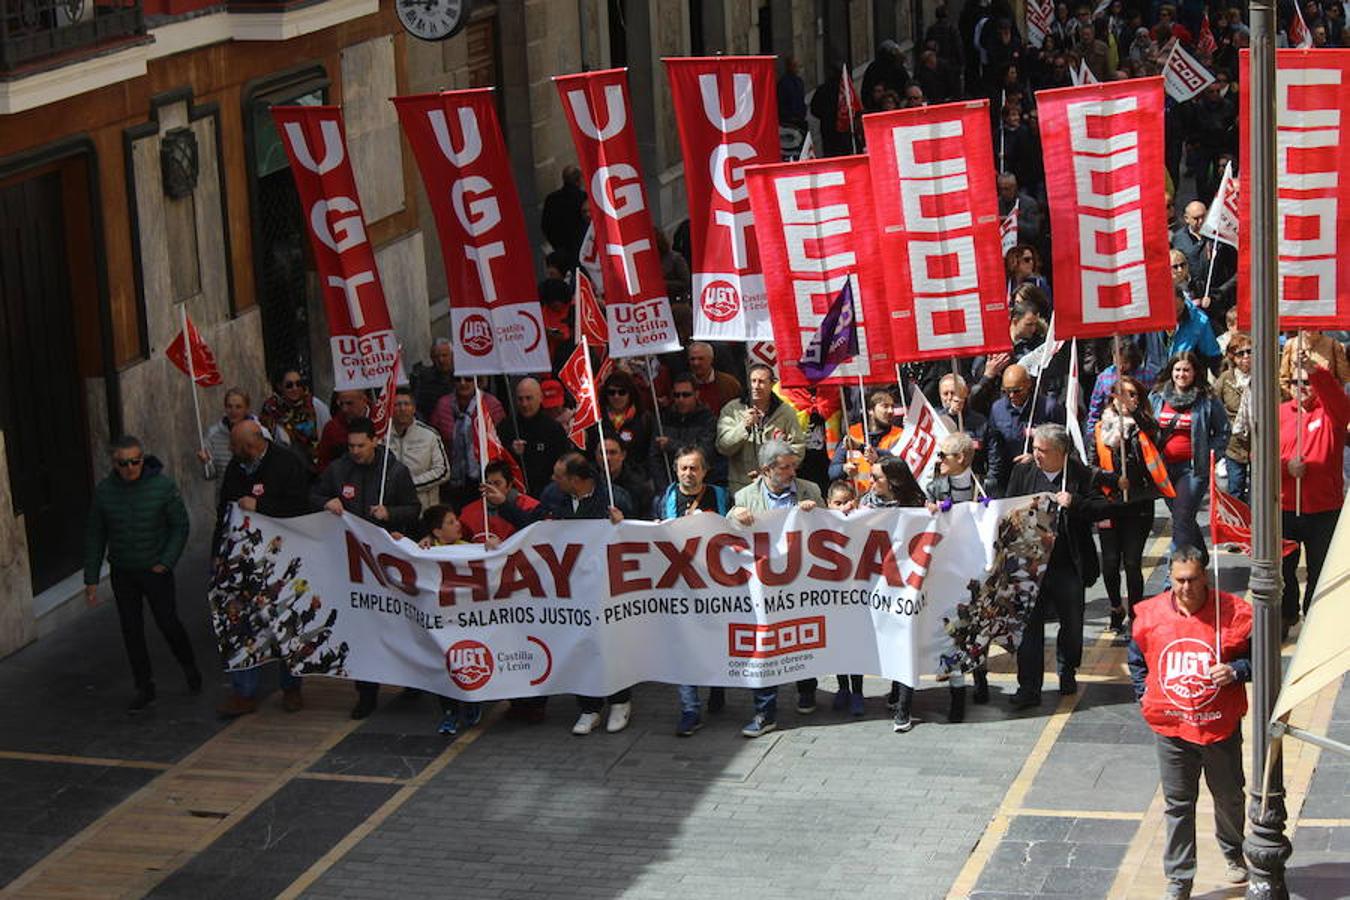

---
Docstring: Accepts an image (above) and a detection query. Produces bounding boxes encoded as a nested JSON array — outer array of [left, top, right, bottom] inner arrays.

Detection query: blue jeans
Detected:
[[231, 664, 300, 699], [677, 685, 701, 714], [1164, 462, 1206, 556], [751, 686, 777, 719], [1225, 459, 1249, 504]]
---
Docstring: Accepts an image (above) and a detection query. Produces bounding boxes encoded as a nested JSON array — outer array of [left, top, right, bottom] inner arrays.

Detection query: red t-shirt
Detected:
[[458, 493, 540, 542], [1157, 403, 1193, 464], [1133, 589, 1251, 745]]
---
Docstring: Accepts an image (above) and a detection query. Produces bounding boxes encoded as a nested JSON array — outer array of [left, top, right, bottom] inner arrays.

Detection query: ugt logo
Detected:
[[459, 314, 494, 356], [446, 639, 494, 690], [1158, 637, 1220, 709]]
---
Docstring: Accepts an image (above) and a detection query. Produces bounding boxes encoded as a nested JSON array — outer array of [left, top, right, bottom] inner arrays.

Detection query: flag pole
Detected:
[[998, 89, 1006, 172], [949, 356, 965, 436], [377, 345, 400, 509], [855, 369, 871, 451], [1201, 237, 1218, 303], [474, 382, 492, 538], [843, 63, 859, 155], [581, 338, 617, 503], [179, 303, 211, 479], [501, 377, 529, 495], [1022, 313, 1054, 456]]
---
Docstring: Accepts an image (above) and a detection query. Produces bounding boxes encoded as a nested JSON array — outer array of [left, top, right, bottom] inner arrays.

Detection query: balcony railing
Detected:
[[1, 0, 144, 75]]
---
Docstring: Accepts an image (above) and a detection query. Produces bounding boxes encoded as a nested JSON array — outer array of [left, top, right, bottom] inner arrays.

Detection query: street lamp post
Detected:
[[1243, 2, 1293, 897]]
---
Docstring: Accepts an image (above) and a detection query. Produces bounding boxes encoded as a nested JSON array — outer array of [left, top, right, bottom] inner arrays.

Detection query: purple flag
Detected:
[[796, 280, 860, 382]]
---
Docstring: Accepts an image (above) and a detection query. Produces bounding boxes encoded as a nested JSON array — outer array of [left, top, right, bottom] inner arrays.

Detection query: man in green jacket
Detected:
[[84, 435, 199, 711]]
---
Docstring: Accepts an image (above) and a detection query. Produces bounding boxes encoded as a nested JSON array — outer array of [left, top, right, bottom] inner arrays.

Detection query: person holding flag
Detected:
[[1094, 376, 1174, 634], [1149, 352, 1229, 560], [827, 389, 904, 493], [717, 363, 805, 494], [311, 417, 419, 719], [1279, 363, 1350, 634]]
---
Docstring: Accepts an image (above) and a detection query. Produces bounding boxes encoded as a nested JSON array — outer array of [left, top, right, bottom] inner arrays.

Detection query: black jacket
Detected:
[[498, 412, 571, 497], [1006, 457, 1110, 586], [310, 446, 419, 535], [213, 444, 312, 553]]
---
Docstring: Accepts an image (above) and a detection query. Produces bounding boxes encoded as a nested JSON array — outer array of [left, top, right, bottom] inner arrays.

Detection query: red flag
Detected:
[[471, 391, 525, 490], [166, 312, 222, 387], [665, 56, 780, 342], [1036, 78, 1174, 339], [560, 342, 601, 448], [1289, 2, 1313, 48], [369, 348, 404, 440], [744, 154, 896, 387], [271, 106, 397, 390], [594, 353, 615, 388], [574, 270, 608, 344], [1237, 49, 1350, 330], [1197, 12, 1218, 55], [835, 63, 862, 135], [1210, 455, 1298, 555], [863, 100, 1012, 362]]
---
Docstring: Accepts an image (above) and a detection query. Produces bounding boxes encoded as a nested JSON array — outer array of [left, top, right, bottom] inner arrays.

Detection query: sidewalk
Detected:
[[0, 540, 1345, 899]]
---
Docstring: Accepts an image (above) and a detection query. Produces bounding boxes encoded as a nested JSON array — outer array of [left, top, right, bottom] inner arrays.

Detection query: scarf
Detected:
[[1161, 383, 1200, 411], [260, 393, 320, 470]]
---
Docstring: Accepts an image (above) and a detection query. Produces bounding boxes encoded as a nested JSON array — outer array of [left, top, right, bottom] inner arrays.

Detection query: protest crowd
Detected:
[[80, 4, 1350, 897]]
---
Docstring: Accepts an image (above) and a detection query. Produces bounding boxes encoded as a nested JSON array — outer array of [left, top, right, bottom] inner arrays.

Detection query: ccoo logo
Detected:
[[700, 280, 741, 323], [459, 314, 494, 356], [446, 639, 494, 690]]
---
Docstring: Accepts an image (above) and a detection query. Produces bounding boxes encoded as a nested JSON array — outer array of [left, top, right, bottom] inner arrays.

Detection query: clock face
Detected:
[[397, 0, 469, 42]]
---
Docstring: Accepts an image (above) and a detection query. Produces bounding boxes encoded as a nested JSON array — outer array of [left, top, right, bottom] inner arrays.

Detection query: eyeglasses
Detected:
[[1020, 255, 1034, 263], [283, 380, 304, 389], [115, 457, 144, 468], [1003, 386, 1029, 395], [1292, 379, 1311, 387], [1233, 349, 1253, 357], [607, 388, 628, 396], [671, 391, 695, 398], [936, 451, 961, 459], [1171, 262, 1188, 270]]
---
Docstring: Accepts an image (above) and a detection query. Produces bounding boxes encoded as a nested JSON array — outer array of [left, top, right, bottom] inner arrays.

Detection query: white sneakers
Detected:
[[606, 702, 632, 733], [572, 711, 602, 735], [572, 702, 633, 735]]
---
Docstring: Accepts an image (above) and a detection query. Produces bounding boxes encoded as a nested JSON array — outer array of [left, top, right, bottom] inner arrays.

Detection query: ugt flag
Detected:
[[797, 280, 859, 383], [166, 310, 222, 387]]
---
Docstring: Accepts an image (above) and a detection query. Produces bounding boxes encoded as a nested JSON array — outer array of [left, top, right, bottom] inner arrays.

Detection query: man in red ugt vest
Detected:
[[1127, 546, 1252, 899]]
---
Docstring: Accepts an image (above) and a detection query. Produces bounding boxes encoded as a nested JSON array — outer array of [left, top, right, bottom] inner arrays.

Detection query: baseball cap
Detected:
[[540, 379, 565, 409]]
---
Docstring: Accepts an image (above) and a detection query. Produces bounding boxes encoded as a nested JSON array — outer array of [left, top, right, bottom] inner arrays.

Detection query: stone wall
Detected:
[[0, 431, 35, 657]]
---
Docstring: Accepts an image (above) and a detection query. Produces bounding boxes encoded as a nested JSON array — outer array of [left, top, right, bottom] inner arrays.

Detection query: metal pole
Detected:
[[1244, 6, 1292, 896]]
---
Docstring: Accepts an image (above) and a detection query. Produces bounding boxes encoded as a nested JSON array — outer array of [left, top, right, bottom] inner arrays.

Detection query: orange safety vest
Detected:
[[846, 421, 905, 491], [1095, 422, 1176, 499]]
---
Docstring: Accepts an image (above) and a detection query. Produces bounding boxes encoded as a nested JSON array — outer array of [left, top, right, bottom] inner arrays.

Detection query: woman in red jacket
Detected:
[[1279, 364, 1350, 631]]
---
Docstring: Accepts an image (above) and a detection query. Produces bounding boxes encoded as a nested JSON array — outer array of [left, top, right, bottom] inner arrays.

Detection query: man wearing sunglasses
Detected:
[[986, 363, 1064, 497], [651, 374, 720, 489], [83, 435, 200, 712]]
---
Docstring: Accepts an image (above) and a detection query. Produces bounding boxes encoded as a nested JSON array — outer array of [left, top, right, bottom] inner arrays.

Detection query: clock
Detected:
[[396, 0, 471, 42]]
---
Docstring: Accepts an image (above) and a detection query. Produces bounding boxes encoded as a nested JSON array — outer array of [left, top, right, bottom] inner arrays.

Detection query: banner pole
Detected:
[[180, 303, 211, 479], [1114, 332, 1129, 504], [648, 361, 673, 484], [377, 423, 392, 509], [501, 377, 529, 495], [1296, 330, 1304, 515], [998, 89, 1006, 171], [949, 356, 965, 436]]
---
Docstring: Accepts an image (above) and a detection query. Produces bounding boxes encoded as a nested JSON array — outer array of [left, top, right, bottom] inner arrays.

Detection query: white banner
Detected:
[[211, 499, 1057, 700]]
